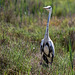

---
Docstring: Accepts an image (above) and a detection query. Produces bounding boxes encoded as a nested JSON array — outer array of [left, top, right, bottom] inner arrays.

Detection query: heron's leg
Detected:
[[50, 54, 54, 65], [40, 52, 43, 65], [43, 54, 49, 64]]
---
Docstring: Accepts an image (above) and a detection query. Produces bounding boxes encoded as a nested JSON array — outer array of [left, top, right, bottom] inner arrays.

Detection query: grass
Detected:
[[0, 16, 75, 75]]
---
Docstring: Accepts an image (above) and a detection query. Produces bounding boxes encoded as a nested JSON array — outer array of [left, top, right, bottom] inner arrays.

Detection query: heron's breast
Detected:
[[44, 45, 49, 55]]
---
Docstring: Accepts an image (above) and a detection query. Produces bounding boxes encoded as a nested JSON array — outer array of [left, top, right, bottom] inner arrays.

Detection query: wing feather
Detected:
[[48, 39, 55, 57], [40, 39, 44, 54]]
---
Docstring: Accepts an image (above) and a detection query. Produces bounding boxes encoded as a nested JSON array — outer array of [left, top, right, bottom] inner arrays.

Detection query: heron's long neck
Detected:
[[44, 11, 52, 40]]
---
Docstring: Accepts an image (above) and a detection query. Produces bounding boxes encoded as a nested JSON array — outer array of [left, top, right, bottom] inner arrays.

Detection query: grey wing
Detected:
[[48, 40, 55, 57]]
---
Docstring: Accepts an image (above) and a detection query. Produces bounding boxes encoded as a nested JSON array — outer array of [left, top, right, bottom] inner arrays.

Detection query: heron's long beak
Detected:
[[43, 7, 48, 9]]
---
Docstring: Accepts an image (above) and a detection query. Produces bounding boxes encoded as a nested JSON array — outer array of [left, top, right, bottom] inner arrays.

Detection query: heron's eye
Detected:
[[49, 7, 51, 9]]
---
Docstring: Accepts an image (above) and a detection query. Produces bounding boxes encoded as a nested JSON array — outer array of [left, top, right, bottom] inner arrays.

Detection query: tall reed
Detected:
[[20, 0, 22, 28], [69, 38, 73, 74], [15, 0, 17, 11]]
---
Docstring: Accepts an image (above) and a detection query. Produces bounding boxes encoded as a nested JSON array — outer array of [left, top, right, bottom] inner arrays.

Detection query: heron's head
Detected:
[[43, 6, 52, 12]]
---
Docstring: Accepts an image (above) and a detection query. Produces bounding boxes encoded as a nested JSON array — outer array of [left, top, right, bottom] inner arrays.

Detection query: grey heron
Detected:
[[40, 6, 55, 65]]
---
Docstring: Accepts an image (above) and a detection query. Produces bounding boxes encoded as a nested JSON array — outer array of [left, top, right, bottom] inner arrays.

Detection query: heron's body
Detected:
[[40, 6, 55, 65], [44, 45, 49, 55]]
